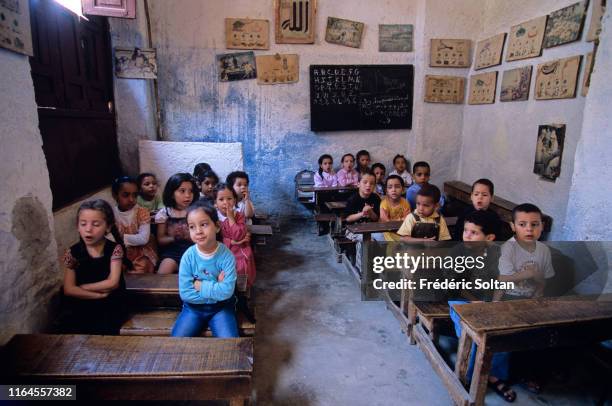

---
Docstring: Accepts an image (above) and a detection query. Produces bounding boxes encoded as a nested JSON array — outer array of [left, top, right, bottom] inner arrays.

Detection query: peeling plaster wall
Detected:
[[458, 0, 595, 239], [564, 7, 612, 240], [0, 49, 60, 344]]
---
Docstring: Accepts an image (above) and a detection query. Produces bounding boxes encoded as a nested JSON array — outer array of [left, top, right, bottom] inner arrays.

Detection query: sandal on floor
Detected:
[[488, 379, 516, 403]]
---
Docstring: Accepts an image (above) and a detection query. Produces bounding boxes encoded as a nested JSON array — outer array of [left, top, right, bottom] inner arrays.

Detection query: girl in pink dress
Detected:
[[336, 153, 359, 187]]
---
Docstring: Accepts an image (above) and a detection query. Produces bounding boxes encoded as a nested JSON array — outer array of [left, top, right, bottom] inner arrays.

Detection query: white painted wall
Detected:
[[458, 0, 595, 239], [0, 49, 60, 344], [139, 140, 244, 192], [564, 6, 612, 240]]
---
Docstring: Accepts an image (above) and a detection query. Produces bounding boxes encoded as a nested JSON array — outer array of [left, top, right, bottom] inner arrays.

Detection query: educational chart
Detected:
[[535, 55, 581, 100], [225, 18, 270, 50], [217, 52, 257, 82], [0, 0, 33, 56], [582, 52, 593, 97], [275, 0, 315, 44], [534, 124, 565, 181], [468, 71, 498, 105], [474, 33, 506, 70], [586, 0, 605, 42], [310, 65, 414, 131], [325, 17, 365, 48], [379, 24, 413, 52], [256, 54, 299, 85], [506, 16, 547, 61], [114, 48, 158, 79], [424, 75, 465, 104], [500, 66, 532, 102], [543, 1, 587, 48], [430, 39, 471, 68]]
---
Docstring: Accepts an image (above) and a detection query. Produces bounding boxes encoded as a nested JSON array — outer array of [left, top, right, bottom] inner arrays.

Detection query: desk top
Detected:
[[346, 221, 404, 234], [298, 185, 357, 193], [248, 224, 273, 235], [2, 334, 253, 377], [454, 295, 612, 333], [325, 201, 347, 210], [125, 273, 178, 293]]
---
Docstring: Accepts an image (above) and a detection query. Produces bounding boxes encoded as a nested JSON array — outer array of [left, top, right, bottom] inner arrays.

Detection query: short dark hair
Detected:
[[186, 199, 222, 241], [341, 153, 355, 164], [472, 178, 494, 196], [162, 173, 199, 208], [136, 172, 157, 190], [385, 174, 405, 189], [416, 183, 440, 203], [359, 170, 376, 181], [372, 163, 386, 173], [393, 154, 408, 166], [197, 169, 219, 184], [512, 203, 542, 222], [193, 163, 212, 179], [226, 171, 249, 188], [413, 161, 430, 173], [111, 175, 137, 196], [464, 210, 499, 238], [356, 150, 370, 160], [213, 182, 239, 202]]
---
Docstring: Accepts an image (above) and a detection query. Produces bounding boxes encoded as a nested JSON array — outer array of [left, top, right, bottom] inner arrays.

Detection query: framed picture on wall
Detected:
[[275, 0, 316, 44], [429, 39, 471, 68], [468, 71, 498, 105], [474, 33, 506, 70], [500, 66, 532, 102], [325, 17, 365, 48], [543, 1, 587, 48], [256, 53, 299, 84], [506, 16, 547, 61], [535, 55, 582, 100], [424, 75, 465, 104], [225, 18, 270, 50], [114, 48, 158, 79], [0, 0, 33, 56], [534, 124, 565, 181], [217, 52, 257, 82], [379, 24, 413, 52]]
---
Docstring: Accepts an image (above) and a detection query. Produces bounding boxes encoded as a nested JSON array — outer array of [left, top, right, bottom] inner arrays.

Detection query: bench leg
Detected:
[[407, 299, 417, 345], [469, 343, 493, 406], [455, 324, 474, 385], [229, 398, 249, 406]]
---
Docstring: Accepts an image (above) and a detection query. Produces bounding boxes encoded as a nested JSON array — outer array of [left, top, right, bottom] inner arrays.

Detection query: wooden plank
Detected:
[[125, 273, 178, 294], [414, 324, 471, 406], [346, 221, 403, 234], [454, 296, 612, 333], [298, 185, 357, 193], [325, 201, 347, 210], [248, 224, 273, 235], [381, 289, 410, 333], [414, 301, 450, 318], [314, 213, 336, 222]]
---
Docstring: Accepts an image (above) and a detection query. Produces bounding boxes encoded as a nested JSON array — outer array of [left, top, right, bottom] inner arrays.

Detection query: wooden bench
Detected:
[[248, 224, 273, 245], [125, 273, 181, 308], [120, 309, 255, 337], [298, 185, 357, 205], [409, 301, 453, 343], [444, 180, 553, 233], [418, 295, 612, 406], [325, 201, 347, 210], [1, 334, 253, 403]]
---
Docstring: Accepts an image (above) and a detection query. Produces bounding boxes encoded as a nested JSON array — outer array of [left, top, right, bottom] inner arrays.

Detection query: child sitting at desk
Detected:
[[389, 154, 412, 187], [453, 178, 502, 241], [336, 153, 359, 187], [356, 149, 371, 179], [371, 163, 386, 196], [379, 175, 411, 242], [405, 161, 445, 210], [314, 154, 338, 187], [397, 184, 451, 241], [227, 171, 255, 225]]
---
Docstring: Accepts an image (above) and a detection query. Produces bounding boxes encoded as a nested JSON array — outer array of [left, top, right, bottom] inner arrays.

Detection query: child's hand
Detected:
[[194, 279, 202, 292], [217, 271, 225, 282], [521, 262, 538, 279], [243, 189, 250, 201], [244, 232, 252, 243], [97, 292, 110, 299], [226, 206, 236, 220]]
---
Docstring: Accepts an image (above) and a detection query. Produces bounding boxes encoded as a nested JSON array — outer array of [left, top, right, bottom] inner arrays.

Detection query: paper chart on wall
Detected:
[[275, 0, 316, 44], [256, 54, 299, 84], [474, 33, 506, 70], [424, 75, 465, 104], [543, 1, 587, 48], [225, 18, 270, 50], [325, 17, 365, 48], [535, 55, 581, 100], [468, 71, 497, 105], [0, 0, 33, 56], [506, 16, 547, 61], [586, 0, 605, 42], [500, 66, 532, 102], [534, 124, 565, 181], [430, 39, 471, 68], [581, 52, 593, 97]]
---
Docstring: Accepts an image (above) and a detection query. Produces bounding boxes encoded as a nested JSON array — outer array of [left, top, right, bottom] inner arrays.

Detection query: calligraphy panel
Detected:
[[275, 0, 316, 44]]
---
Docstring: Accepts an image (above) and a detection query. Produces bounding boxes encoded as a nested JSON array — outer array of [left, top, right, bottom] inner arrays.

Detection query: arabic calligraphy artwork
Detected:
[[500, 66, 532, 102], [468, 71, 497, 105], [115, 48, 158, 79], [325, 17, 365, 48], [543, 1, 587, 48], [424, 75, 465, 104], [506, 16, 547, 61], [217, 52, 257, 82], [586, 0, 605, 41], [535, 55, 581, 100], [0, 0, 33, 56], [581, 52, 593, 97], [256, 54, 299, 85], [534, 124, 565, 181], [430, 39, 471, 68], [474, 33, 506, 70], [225, 18, 269, 50], [275, 0, 315, 44], [379, 24, 413, 52]]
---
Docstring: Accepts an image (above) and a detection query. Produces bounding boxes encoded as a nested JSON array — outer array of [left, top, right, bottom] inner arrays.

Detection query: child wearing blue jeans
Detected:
[[171, 200, 238, 337]]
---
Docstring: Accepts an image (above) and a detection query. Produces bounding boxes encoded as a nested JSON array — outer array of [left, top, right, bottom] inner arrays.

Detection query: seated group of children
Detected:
[[61, 163, 257, 338]]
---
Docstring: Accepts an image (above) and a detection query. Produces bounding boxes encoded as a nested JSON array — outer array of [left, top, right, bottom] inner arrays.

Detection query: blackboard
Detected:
[[310, 65, 414, 132]]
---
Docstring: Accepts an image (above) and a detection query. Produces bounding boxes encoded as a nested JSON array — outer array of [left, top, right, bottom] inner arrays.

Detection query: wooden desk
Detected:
[[248, 224, 273, 235], [298, 185, 356, 205], [125, 273, 179, 308], [452, 296, 612, 405], [346, 221, 403, 242], [1, 334, 253, 403], [325, 201, 347, 210]]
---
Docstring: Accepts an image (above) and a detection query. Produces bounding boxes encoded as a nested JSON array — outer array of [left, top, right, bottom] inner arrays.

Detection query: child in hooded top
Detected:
[[136, 173, 163, 214], [380, 175, 411, 241], [155, 173, 199, 274], [405, 161, 445, 209], [197, 169, 220, 203], [226, 171, 255, 225], [356, 150, 371, 178], [388, 154, 412, 188], [314, 154, 338, 187], [62, 199, 126, 335], [371, 163, 386, 196], [336, 153, 359, 187], [171, 200, 238, 338], [111, 176, 157, 273]]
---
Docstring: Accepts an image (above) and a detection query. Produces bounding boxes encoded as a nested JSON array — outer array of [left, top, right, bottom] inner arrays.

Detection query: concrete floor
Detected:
[[251, 217, 610, 406]]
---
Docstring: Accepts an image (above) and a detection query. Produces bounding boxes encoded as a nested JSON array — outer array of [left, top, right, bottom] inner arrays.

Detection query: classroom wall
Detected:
[[457, 0, 596, 239], [563, 6, 612, 241], [0, 49, 60, 345]]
